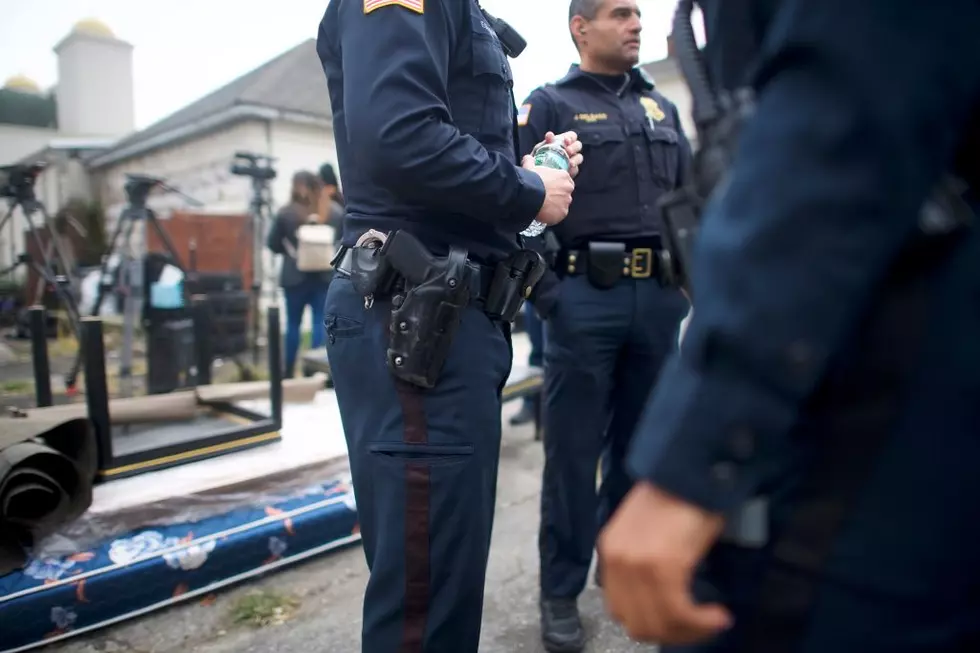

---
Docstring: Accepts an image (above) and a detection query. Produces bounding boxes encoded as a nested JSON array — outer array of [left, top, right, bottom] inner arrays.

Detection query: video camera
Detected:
[[0, 162, 46, 202], [123, 173, 167, 208], [230, 151, 277, 182]]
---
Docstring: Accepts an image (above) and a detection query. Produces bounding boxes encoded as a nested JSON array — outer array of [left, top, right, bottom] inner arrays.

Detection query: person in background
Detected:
[[518, 1, 691, 649], [266, 170, 332, 378], [318, 162, 346, 244]]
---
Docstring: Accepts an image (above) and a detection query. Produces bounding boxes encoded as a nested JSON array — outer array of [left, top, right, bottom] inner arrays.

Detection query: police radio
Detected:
[[658, 0, 755, 298], [480, 8, 527, 58]]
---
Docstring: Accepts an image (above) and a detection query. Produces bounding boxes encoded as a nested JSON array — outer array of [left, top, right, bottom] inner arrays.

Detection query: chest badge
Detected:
[[640, 97, 666, 122]]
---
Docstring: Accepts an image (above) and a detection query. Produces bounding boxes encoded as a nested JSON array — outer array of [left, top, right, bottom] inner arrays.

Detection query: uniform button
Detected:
[[729, 428, 755, 460], [711, 462, 737, 488]]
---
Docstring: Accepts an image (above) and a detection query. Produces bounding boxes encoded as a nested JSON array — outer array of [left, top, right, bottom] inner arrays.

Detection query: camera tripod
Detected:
[[230, 151, 277, 367], [0, 162, 82, 338], [63, 173, 202, 395]]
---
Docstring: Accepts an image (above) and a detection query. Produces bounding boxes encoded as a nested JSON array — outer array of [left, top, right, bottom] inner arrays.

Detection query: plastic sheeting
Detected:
[[0, 418, 97, 575]]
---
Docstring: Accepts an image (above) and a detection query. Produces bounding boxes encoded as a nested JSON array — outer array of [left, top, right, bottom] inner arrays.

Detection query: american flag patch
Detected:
[[517, 103, 532, 127], [364, 0, 423, 14]]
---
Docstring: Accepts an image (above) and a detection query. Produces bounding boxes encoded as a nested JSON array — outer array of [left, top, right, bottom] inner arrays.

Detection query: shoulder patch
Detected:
[[517, 104, 531, 127], [364, 0, 423, 14]]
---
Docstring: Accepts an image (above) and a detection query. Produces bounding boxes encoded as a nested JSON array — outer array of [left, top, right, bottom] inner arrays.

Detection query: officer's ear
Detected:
[[569, 15, 589, 49]]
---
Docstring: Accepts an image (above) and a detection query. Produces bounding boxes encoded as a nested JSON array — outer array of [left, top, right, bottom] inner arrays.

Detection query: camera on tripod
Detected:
[[123, 173, 166, 208], [230, 151, 277, 182], [0, 162, 46, 202]]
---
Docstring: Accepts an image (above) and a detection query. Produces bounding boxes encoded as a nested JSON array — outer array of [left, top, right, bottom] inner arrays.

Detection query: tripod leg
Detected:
[[0, 204, 14, 236], [118, 253, 138, 398], [146, 210, 186, 271], [64, 212, 133, 391], [34, 202, 79, 298]]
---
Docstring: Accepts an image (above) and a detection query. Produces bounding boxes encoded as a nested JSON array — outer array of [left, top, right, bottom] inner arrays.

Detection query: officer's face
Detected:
[[584, 0, 643, 69]]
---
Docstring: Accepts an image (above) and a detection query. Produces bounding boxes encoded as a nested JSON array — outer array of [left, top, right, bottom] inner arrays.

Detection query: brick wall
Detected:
[[145, 212, 254, 288]]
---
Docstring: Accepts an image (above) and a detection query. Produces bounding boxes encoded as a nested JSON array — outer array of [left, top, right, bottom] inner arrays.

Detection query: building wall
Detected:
[[94, 118, 337, 333], [144, 212, 253, 289], [0, 124, 57, 165]]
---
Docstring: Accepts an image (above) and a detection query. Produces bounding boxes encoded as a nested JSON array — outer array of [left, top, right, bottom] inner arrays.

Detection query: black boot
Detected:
[[540, 598, 585, 652]]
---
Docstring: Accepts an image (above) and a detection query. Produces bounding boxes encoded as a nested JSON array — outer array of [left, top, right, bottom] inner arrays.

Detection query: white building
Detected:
[[2, 18, 337, 303], [1, 19, 133, 277]]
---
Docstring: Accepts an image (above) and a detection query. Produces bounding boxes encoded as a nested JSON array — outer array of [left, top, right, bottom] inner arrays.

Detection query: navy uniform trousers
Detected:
[[325, 276, 512, 651], [662, 226, 980, 652], [539, 273, 686, 598]]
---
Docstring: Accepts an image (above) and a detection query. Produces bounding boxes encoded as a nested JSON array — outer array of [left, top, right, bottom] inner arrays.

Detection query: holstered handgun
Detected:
[[383, 231, 474, 389]]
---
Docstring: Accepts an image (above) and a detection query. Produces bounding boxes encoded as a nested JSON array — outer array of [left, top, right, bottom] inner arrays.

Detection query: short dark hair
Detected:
[[569, 0, 604, 51]]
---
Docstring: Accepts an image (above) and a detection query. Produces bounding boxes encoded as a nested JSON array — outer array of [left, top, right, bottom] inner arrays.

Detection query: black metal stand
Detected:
[[1, 163, 82, 340], [191, 294, 212, 386], [72, 307, 284, 482], [267, 305, 283, 429], [28, 305, 52, 407], [81, 316, 113, 472], [230, 151, 277, 368]]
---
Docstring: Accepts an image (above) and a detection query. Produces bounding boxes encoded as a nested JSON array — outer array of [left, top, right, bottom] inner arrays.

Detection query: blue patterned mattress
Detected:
[[0, 478, 360, 652]]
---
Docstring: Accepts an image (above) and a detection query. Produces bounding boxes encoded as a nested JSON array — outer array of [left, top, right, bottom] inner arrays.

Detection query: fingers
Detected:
[[568, 153, 584, 178], [605, 577, 731, 644], [599, 539, 730, 645], [522, 154, 535, 170]]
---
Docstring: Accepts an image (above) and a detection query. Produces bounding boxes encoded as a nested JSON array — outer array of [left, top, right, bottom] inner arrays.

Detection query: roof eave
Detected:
[[87, 104, 331, 169]]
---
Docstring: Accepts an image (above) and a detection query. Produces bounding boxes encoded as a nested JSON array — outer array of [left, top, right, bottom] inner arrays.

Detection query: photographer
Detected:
[[265, 170, 331, 378]]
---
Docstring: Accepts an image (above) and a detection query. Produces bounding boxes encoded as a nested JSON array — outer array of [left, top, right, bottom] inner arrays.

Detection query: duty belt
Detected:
[[334, 246, 497, 302], [556, 243, 665, 280]]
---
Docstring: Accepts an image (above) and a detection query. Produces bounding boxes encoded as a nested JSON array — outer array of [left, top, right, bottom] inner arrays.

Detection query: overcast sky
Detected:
[[1, 0, 687, 131]]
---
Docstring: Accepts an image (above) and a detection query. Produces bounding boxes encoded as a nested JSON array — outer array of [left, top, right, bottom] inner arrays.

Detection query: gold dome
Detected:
[[72, 18, 115, 38], [3, 74, 41, 94]]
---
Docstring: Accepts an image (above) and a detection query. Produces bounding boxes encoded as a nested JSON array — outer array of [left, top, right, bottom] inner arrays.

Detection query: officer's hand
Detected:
[[542, 131, 584, 178], [598, 482, 731, 645], [524, 156, 574, 225]]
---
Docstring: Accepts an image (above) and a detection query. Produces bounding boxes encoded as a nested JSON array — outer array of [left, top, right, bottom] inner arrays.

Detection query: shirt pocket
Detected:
[[644, 124, 681, 188], [575, 125, 630, 193]]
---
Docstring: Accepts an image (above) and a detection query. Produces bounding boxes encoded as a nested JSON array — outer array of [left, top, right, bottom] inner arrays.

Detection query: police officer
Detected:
[[598, 0, 980, 650], [316, 1, 582, 651], [518, 1, 691, 650]]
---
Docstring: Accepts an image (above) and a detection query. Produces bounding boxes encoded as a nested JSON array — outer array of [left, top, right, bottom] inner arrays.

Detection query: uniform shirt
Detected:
[[316, 0, 546, 264], [518, 65, 693, 247], [627, 0, 980, 514]]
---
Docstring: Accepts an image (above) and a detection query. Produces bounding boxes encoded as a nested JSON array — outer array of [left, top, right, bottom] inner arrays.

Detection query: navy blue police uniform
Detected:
[[518, 67, 691, 606], [316, 0, 546, 650], [626, 0, 980, 650]]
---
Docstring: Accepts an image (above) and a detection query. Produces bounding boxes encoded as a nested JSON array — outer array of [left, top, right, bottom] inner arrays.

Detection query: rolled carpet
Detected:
[[0, 417, 97, 575]]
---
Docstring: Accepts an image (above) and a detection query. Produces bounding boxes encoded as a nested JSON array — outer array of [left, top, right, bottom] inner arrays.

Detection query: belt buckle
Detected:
[[630, 248, 654, 279]]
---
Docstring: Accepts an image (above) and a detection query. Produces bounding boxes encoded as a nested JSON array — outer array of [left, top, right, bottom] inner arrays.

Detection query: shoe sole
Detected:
[[542, 639, 585, 653]]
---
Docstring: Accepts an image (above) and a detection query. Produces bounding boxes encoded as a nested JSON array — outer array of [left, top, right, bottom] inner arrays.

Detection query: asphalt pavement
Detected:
[[45, 401, 656, 653]]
